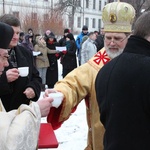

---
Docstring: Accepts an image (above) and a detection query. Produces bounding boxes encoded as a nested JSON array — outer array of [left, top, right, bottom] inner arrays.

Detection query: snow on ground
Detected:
[[39, 59, 88, 150], [40, 100, 88, 150]]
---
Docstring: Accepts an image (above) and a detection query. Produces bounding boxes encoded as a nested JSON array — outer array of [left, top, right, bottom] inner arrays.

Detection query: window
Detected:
[[43, 14, 49, 21], [31, 12, 37, 20], [99, 0, 101, 10], [98, 19, 101, 29], [13, 11, 19, 18], [92, 18, 96, 28], [69, 16, 73, 28], [76, 0, 81, 7], [85, 0, 89, 8], [93, 0, 96, 9], [77, 17, 81, 28], [85, 18, 89, 27]]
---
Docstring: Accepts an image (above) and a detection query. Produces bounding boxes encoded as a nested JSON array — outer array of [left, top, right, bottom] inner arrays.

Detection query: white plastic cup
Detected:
[[18, 67, 29, 77], [48, 92, 64, 108]]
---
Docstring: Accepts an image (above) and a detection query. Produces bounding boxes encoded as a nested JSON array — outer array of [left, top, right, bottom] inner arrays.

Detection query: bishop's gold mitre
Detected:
[[102, 0, 136, 33]]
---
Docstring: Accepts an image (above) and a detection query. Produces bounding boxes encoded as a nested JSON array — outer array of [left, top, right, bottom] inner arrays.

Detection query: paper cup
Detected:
[[18, 67, 29, 77], [48, 92, 64, 108]]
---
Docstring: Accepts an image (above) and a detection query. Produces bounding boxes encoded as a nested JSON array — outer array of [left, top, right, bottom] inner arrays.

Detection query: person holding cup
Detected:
[[0, 22, 53, 150], [44, 1, 135, 150], [0, 14, 42, 112]]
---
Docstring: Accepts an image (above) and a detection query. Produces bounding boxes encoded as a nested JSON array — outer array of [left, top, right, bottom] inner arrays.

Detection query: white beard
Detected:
[[106, 48, 124, 59]]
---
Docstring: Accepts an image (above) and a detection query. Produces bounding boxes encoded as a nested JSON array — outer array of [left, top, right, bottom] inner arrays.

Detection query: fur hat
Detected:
[[102, 0, 135, 33], [0, 22, 14, 49]]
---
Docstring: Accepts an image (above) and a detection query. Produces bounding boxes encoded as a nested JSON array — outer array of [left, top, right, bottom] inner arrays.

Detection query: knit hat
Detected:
[[20, 32, 24, 37], [28, 28, 33, 32], [48, 32, 55, 38], [82, 25, 88, 30], [46, 30, 51, 35], [102, 0, 135, 33], [0, 22, 14, 49], [64, 28, 70, 34]]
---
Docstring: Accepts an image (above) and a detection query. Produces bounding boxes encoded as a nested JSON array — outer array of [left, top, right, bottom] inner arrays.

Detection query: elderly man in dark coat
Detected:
[[0, 14, 42, 111]]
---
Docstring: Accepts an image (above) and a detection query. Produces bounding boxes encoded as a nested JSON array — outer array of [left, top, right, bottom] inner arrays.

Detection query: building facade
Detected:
[[70, 0, 107, 33], [0, 0, 107, 34]]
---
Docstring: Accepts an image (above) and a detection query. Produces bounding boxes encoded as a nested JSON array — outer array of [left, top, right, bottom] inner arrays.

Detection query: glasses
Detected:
[[104, 35, 129, 45]]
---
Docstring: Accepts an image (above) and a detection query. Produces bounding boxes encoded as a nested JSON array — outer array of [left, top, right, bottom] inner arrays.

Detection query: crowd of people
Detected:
[[17, 22, 104, 90], [1, 0, 150, 150]]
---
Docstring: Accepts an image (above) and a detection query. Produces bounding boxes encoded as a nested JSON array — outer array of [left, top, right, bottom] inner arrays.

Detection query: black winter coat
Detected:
[[59, 36, 67, 46], [0, 45, 42, 111], [46, 40, 59, 88], [61, 40, 77, 77], [61, 40, 77, 69], [96, 35, 150, 150]]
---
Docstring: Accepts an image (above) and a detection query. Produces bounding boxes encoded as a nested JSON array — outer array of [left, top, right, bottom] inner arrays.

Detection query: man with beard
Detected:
[[44, 1, 135, 150]]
